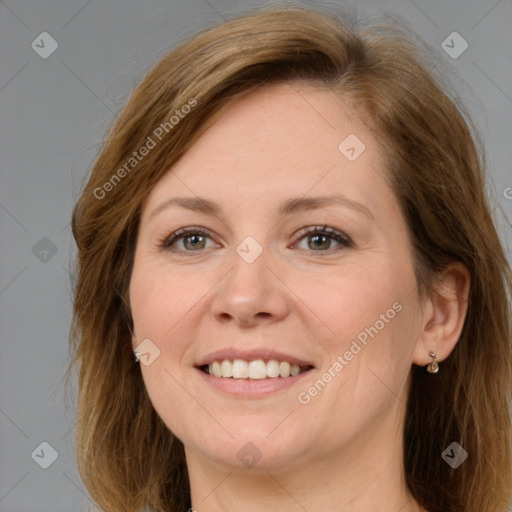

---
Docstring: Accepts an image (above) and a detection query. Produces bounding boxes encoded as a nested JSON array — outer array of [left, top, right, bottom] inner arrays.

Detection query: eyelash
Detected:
[[158, 225, 353, 257]]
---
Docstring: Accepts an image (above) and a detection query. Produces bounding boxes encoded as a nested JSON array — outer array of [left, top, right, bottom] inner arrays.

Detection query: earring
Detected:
[[426, 351, 439, 373], [134, 351, 140, 363]]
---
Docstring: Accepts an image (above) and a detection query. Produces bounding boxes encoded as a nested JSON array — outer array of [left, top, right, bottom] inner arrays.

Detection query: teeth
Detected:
[[232, 359, 249, 378], [266, 360, 280, 378], [211, 361, 222, 378], [207, 359, 308, 379], [249, 360, 267, 379], [221, 359, 233, 378], [279, 361, 290, 377], [290, 364, 300, 376]]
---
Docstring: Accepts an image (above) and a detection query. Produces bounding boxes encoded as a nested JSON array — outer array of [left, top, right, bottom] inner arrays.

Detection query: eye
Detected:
[[292, 225, 353, 253], [158, 224, 353, 256], [159, 227, 218, 254]]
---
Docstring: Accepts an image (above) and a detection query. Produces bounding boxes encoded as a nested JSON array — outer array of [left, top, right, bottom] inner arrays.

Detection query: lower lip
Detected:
[[195, 367, 313, 398]]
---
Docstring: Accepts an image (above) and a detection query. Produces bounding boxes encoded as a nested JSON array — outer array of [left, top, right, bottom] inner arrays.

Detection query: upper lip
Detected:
[[195, 348, 316, 368]]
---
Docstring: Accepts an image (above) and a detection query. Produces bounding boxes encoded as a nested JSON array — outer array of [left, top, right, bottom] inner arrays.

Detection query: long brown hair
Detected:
[[65, 4, 512, 511]]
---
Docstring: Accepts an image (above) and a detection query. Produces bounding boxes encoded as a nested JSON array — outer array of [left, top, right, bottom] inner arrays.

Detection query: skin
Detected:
[[129, 82, 470, 512]]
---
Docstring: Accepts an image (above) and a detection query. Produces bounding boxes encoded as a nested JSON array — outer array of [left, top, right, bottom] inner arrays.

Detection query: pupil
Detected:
[[310, 234, 329, 250], [186, 235, 204, 249]]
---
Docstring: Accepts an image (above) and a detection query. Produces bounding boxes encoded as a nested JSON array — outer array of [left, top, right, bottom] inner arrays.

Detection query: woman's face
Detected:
[[129, 82, 426, 471]]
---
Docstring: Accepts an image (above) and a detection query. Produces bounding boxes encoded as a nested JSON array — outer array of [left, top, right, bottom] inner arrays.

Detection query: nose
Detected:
[[210, 247, 291, 328]]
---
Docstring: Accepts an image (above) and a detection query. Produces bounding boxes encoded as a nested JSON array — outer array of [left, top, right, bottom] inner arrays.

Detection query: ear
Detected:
[[412, 262, 471, 366]]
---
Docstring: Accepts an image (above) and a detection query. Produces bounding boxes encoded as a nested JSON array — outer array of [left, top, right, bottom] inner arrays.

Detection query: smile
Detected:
[[201, 359, 313, 379]]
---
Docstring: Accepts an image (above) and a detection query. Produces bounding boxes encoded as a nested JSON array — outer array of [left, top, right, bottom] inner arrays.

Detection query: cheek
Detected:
[[295, 251, 419, 410], [129, 262, 201, 437], [129, 261, 198, 349], [305, 283, 417, 443], [296, 261, 404, 350]]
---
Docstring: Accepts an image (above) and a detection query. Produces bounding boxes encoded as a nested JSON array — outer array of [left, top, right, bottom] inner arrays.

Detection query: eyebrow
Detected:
[[149, 194, 374, 221]]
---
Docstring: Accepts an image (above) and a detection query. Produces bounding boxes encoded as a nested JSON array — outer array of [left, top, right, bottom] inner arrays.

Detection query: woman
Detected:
[[66, 4, 512, 511]]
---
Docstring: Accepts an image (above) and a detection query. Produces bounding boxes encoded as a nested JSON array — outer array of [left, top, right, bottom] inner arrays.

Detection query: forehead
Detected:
[[141, 82, 393, 220]]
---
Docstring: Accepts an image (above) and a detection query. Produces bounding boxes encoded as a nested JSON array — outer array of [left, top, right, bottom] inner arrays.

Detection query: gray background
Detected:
[[0, 0, 511, 510]]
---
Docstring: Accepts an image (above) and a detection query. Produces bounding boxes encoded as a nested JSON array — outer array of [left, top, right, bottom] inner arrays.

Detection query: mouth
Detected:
[[198, 359, 314, 379], [194, 349, 316, 396]]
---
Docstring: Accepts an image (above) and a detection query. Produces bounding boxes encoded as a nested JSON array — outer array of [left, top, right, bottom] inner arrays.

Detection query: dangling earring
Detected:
[[426, 351, 439, 373], [134, 351, 140, 363]]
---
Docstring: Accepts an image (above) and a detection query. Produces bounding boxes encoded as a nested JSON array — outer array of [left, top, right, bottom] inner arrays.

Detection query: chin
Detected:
[[184, 420, 312, 471]]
